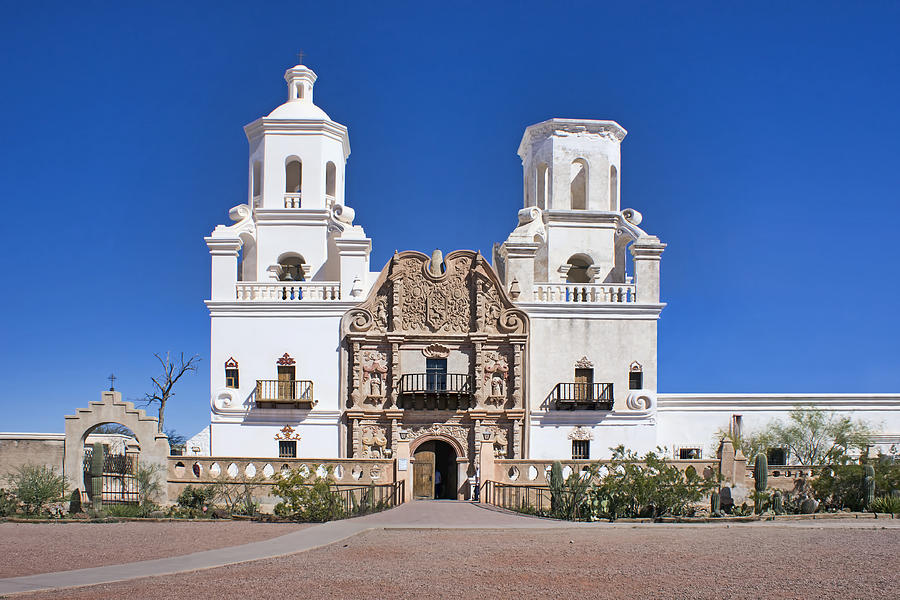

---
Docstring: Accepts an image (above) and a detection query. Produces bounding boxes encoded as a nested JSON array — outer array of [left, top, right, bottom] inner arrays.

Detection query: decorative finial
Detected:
[[296, 50, 306, 65], [108, 373, 117, 391]]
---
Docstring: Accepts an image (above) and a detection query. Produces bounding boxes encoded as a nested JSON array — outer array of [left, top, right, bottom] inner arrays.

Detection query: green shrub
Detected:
[[5, 464, 68, 516], [210, 473, 265, 516], [548, 461, 595, 520], [812, 465, 867, 511], [591, 445, 718, 521], [869, 495, 900, 514], [176, 484, 216, 517], [135, 463, 163, 507], [0, 488, 20, 516], [272, 466, 343, 522]]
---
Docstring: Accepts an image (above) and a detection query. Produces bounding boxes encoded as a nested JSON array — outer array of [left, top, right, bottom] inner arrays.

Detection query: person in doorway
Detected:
[[434, 469, 442, 498]]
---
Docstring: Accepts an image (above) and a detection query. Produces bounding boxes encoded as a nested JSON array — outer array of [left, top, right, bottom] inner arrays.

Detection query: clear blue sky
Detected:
[[2, 1, 898, 438]]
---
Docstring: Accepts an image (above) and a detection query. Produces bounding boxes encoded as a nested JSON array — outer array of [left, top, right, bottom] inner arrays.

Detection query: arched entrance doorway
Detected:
[[412, 439, 457, 500]]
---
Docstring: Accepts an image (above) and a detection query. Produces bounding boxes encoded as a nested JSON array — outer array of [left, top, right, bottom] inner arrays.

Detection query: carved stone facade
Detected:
[[340, 250, 528, 470]]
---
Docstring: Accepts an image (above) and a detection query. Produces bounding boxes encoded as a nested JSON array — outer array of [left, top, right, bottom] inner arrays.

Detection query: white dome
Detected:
[[266, 100, 331, 120]]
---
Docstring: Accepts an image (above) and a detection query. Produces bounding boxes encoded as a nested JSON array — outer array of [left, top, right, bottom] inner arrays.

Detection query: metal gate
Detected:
[[83, 448, 140, 504]]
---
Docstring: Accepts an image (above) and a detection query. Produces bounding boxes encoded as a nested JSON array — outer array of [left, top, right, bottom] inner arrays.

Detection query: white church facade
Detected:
[[200, 63, 900, 491]]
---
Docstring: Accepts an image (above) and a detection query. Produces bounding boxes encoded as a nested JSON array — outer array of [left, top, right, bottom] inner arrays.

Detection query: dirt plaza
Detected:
[[1, 502, 898, 599]]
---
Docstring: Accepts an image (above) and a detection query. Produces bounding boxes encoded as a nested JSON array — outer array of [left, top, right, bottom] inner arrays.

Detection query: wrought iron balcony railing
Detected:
[[255, 379, 315, 409], [398, 373, 473, 410], [399, 373, 472, 396], [550, 382, 614, 410]]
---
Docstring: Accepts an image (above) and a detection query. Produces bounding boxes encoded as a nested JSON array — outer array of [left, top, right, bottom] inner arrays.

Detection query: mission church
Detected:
[[199, 62, 900, 499]]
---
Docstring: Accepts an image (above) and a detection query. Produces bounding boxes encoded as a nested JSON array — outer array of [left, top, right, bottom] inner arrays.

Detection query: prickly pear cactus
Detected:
[[754, 453, 768, 492], [864, 464, 876, 508], [710, 491, 721, 515], [772, 490, 783, 514]]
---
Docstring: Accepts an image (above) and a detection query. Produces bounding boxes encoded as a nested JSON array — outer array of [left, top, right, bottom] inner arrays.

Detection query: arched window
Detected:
[[285, 158, 302, 193], [225, 358, 239, 388], [252, 161, 262, 198], [536, 163, 549, 210], [628, 361, 643, 390], [570, 159, 588, 210], [325, 162, 336, 199], [565, 254, 593, 284], [609, 165, 618, 211], [277, 253, 306, 282]]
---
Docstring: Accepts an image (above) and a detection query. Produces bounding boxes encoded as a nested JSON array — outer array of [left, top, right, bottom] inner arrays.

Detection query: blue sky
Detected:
[[1, 1, 898, 438]]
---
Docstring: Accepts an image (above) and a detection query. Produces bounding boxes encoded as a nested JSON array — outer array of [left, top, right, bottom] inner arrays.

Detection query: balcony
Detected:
[[533, 283, 635, 304], [236, 282, 342, 302], [549, 382, 614, 410], [255, 379, 315, 409], [398, 373, 473, 410]]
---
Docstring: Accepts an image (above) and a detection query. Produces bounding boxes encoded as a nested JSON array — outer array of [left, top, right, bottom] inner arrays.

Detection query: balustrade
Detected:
[[255, 379, 315, 408], [550, 382, 614, 410], [235, 282, 342, 302], [533, 283, 636, 304], [168, 456, 395, 486], [284, 193, 302, 208]]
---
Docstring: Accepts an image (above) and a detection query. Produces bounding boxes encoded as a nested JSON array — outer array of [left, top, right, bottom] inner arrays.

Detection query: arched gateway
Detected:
[[341, 250, 529, 499]]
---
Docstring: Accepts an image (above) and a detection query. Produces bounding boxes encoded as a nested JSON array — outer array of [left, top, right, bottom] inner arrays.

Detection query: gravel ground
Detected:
[[16, 524, 900, 599], [0, 521, 307, 578]]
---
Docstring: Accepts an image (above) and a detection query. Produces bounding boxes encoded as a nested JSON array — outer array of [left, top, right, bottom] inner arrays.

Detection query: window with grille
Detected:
[[629, 370, 643, 389], [572, 440, 590, 460], [679, 447, 700, 459], [279, 440, 297, 458]]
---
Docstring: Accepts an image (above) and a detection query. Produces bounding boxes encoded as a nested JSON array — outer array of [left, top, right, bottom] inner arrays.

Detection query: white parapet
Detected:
[[235, 281, 342, 301], [533, 282, 636, 303]]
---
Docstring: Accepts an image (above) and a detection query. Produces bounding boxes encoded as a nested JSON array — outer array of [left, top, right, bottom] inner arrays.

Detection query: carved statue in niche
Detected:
[[477, 279, 504, 334], [484, 351, 508, 406], [487, 425, 509, 458], [360, 425, 388, 458], [373, 293, 389, 332], [361, 350, 388, 402]]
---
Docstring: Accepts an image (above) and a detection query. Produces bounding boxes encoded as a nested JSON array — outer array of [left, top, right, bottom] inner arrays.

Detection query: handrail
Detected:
[[255, 379, 315, 408], [399, 373, 472, 395], [550, 382, 614, 410]]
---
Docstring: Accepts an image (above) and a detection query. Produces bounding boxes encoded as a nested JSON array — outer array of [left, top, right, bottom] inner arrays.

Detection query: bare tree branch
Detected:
[[144, 351, 201, 433]]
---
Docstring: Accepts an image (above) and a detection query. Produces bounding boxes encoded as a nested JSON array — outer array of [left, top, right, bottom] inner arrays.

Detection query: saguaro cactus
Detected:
[[90, 442, 105, 512], [549, 461, 564, 516], [710, 491, 721, 515], [864, 464, 876, 508], [753, 453, 768, 513]]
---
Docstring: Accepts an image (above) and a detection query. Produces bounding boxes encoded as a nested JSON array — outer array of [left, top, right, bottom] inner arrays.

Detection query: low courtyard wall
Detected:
[[167, 456, 396, 506]]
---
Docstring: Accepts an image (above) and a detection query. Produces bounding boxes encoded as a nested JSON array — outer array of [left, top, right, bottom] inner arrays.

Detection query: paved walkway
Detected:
[[0, 502, 896, 596]]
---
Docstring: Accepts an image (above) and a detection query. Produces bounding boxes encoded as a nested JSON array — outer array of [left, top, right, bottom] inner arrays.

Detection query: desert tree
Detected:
[[143, 352, 201, 433]]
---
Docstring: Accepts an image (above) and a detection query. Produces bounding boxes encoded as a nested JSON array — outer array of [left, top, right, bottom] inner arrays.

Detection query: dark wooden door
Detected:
[[574, 368, 593, 401], [277, 365, 295, 400], [413, 450, 435, 499]]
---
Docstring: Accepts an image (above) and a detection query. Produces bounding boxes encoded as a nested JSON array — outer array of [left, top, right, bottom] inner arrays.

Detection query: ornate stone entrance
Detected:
[[340, 249, 529, 494]]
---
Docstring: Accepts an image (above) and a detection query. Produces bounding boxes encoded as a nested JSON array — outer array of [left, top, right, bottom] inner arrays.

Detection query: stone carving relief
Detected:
[[360, 425, 389, 458], [361, 350, 388, 402], [487, 425, 509, 459], [574, 356, 593, 369], [404, 424, 469, 457], [483, 351, 508, 406], [342, 250, 527, 337], [275, 424, 301, 441], [626, 390, 656, 412], [568, 426, 593, 441], [422, 343, 450, 358]]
